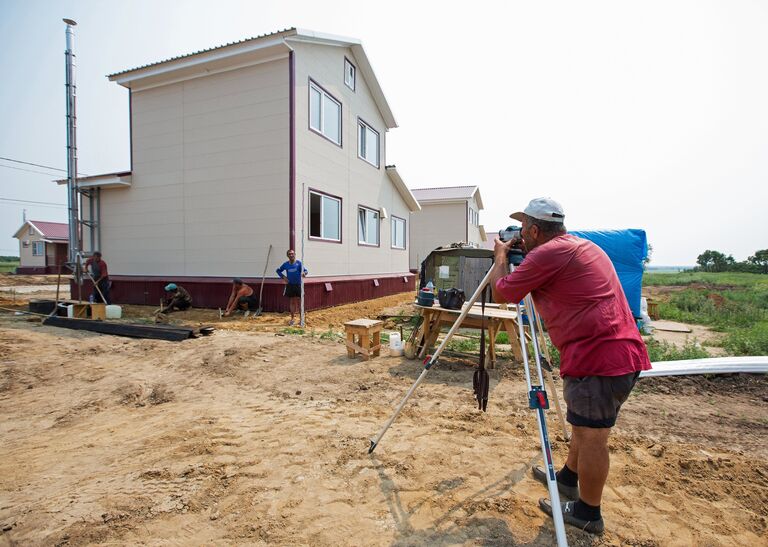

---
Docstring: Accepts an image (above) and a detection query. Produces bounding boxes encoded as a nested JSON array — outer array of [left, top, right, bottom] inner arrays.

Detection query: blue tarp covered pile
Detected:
[[569, 229, 648, 318]]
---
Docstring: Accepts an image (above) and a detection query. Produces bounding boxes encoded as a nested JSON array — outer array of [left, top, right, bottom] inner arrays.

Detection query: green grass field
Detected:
[[644, 271, 768, 356], [0, 261, 19, 273]]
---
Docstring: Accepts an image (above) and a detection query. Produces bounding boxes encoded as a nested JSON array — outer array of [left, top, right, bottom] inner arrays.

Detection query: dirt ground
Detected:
[[0, 280, 766, 546]]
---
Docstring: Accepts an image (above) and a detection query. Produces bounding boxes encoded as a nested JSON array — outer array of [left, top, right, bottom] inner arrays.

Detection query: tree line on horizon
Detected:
[[694, 249, 768, 274]]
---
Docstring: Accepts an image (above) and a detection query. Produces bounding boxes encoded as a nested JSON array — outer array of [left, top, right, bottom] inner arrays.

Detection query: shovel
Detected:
[[403, 316, 423, 359], [473, 286, 490, 411], [254, 244, 273, 317]]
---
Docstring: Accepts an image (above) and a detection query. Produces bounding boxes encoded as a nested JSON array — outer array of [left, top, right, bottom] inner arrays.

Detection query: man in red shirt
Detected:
[[83, 251, 111, 305], [490, 197, 651, 534]]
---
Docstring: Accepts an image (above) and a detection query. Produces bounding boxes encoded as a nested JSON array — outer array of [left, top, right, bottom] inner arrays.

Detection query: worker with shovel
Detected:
[[83, 251, 111, 304], [276, 249, 307, 326], [489, 197, 652, 535]]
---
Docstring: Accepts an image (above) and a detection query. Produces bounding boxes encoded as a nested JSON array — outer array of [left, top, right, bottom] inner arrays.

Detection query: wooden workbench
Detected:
[[413, 301, 526, 367]]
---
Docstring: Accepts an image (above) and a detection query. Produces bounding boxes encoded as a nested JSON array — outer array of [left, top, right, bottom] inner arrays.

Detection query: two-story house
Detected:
[[408, 186, 486, 270], [65, 28, 420, 311]]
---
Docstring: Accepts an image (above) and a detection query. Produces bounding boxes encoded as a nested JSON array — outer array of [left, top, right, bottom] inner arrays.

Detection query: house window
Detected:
[[32, 241, 44, 256], [28, 226, 34, 235], [309, 80, 341, 145], [309, 190, 341, 241], [344, 58, 356, 91], [358, 206, 380, 246], [391, 216, 406, 249], [358, 119, 380, 168]]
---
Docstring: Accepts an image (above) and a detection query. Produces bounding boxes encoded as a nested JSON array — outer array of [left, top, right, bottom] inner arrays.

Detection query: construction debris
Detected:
[[42, 316, 213, 341]]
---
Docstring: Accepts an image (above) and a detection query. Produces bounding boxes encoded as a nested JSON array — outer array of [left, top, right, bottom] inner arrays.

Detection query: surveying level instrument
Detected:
[[367, 255, 570, 546]]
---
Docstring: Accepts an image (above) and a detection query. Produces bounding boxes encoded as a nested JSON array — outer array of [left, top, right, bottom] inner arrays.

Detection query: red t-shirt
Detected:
[[495, 234, 652, 378]]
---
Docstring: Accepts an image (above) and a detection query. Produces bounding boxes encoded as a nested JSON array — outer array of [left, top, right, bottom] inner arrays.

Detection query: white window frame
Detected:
[[28, 226, 34, 235], [358, 206, 380, 246], [309, 80, 342, 146], [309, 190, 342, 242], [32, 241, 44, 256], [344, 58, 356, 91], [391, 216, 406, 250], [357, 119, 380, 168]]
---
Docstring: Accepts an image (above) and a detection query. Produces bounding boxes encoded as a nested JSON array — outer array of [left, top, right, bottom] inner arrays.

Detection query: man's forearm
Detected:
[[489, 254, 510, 303]]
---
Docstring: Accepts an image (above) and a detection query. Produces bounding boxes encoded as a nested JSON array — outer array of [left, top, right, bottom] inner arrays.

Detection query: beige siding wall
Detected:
[[292, 42, 411, 277], [101, 58, 290, 277], [408, 202, 467, 270], [467, 194, 484, 246], [17, 228, 46, 268]]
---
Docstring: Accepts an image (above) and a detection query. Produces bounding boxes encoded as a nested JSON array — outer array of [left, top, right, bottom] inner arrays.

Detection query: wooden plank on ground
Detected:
[[43, 316, 194, 341]]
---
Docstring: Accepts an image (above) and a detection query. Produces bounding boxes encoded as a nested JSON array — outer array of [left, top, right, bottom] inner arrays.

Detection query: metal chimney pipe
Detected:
[[63, 18, 80, 265]]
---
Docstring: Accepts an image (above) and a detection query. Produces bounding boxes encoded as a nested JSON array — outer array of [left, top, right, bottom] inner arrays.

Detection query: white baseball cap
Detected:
[[510, 197, 565, 223]]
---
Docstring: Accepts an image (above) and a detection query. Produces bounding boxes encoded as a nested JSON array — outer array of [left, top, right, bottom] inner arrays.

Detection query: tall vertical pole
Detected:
[[300, 183, 306, 327], [63, 18, 80, 266]]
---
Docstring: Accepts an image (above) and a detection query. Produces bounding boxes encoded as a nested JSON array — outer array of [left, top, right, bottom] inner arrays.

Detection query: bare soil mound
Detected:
[[0, 301, 766, 545]]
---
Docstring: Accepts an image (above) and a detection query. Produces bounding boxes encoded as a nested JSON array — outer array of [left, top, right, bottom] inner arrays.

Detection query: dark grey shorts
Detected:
[[563, 372, 640, 428], [284, 283, 301, 298], [237, 294, 258, 311]]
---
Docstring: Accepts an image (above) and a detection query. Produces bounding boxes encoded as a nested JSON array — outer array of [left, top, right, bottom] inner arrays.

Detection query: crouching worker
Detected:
[[161, 283, 192, 313], [223, 278, 257, 317], [489, 197, 652, 535]]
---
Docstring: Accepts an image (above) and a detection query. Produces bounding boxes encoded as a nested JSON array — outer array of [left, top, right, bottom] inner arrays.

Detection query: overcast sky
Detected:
[[1, 0, 766, 265]]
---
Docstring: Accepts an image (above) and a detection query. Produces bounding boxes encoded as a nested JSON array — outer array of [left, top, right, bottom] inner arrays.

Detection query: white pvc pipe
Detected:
[[641, 356, 768, 377]]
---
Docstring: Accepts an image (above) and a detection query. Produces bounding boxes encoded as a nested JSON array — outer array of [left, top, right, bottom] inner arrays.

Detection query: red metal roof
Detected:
[[29, 220, 69, 240]]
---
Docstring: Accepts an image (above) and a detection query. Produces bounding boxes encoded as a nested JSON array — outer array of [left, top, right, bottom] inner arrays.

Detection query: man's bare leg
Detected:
[[569, 425, 611, 506]]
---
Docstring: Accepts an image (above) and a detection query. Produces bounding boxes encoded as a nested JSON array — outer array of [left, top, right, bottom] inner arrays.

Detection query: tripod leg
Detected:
[[516, 295, 569, 546], [544, 369, 570, 442], [533, 300, 570, 441], [369, 267, 496, 453]]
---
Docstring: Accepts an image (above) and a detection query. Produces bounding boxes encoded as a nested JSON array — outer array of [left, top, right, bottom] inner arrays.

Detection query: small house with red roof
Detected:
[[12, 220, 69, 274]]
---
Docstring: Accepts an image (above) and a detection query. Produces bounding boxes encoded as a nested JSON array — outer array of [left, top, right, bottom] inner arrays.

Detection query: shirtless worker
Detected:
[[223, 278, 257, 317]]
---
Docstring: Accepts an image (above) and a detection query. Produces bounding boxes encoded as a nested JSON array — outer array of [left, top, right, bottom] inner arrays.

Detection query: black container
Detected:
[[417, 289, 435, 307], [28, 299, 56, 315]]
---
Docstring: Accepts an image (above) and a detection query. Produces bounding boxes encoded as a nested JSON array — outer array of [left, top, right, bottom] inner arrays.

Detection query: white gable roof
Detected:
[[108, 28, 397, 128], [411, 186, 484, 209], [386, 166, 421, 212]]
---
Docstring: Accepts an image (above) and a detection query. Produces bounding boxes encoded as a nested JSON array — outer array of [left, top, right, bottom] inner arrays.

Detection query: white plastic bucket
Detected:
[[389, 332, 402, 350], [106, 305, 122, 319], [67, 304, 74, 318]]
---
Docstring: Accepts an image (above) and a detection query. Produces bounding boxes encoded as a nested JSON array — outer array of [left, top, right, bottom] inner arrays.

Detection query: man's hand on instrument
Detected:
[[494, 237, 515, 261]]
